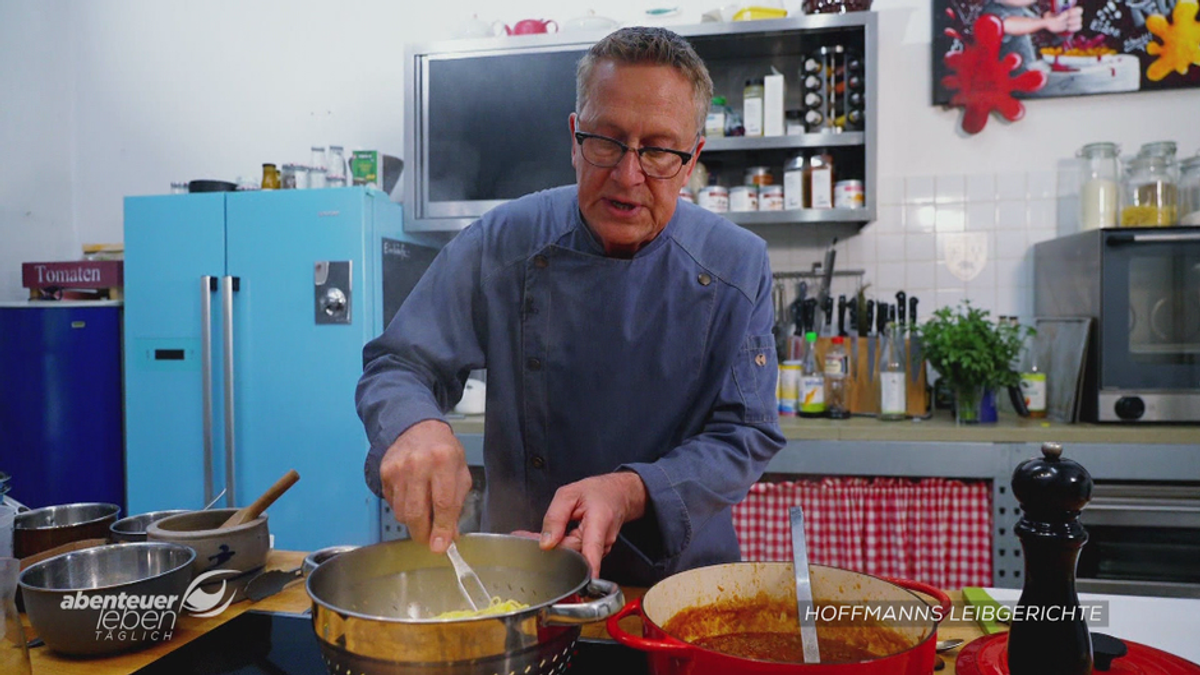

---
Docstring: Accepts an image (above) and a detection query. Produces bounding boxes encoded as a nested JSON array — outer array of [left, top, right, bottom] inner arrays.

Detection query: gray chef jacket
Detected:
[[357, 185, 785, 586]]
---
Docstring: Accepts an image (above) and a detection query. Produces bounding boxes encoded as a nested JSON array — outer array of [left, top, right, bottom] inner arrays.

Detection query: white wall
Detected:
[[0, 0, 77, 300], [2, 0, 1198, 306]]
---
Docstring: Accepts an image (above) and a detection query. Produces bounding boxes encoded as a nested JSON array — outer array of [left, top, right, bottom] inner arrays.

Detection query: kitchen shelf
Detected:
[[725, 208, 870, 226], [702, 132, 865, 152]]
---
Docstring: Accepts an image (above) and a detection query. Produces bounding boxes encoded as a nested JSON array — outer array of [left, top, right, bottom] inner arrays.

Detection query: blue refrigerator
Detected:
[[123, 187, 437, 551]]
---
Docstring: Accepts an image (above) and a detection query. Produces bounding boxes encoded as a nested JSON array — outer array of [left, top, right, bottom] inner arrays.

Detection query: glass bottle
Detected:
[[1020, 332, 1047, 419], [1, 559, 33, 675], [327, 145, 348, 186], [310, 146, 327, 172], [744, 78, 765, 137], [824, 335, 849, 419], [1077, 142, 1120, 230], [1121, 156, 1178, 227], [807, 148, 835, 209], [1179, 155, 1200, 226], [879, 322, 907, 421], [261, 163, 281, 190], [799, 332, 826, 418], [705, 96, 727, 138]]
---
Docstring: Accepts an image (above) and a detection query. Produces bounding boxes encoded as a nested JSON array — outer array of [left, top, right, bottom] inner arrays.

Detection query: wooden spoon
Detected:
[[219, 470, 300, 529]]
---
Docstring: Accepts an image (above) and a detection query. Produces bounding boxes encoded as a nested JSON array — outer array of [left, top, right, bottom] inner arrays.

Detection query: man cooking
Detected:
[[357, 27, 785, 586]]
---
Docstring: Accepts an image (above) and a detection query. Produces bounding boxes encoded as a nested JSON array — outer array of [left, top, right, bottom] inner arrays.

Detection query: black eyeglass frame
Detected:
[[573, 131, 699, 179]]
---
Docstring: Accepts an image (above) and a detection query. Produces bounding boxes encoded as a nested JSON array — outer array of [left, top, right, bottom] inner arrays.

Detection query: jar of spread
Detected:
[[745, 166, 773, 187], [760, 185, 785, 211], [679, 187, 695, 204], [730, 185, 758, 211], [698, 185, 729, 212], [834, 179, 864, 209]]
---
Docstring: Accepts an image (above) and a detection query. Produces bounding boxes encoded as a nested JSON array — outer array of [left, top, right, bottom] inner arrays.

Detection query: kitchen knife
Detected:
[[909, 296, 918, 328], [822, 296, 834, 335], [877, 301, 889, 336], [837, 295, 848, 337], [896, 291, 907, 327], [803, 298, 819, 336], [865, 300, 875, 336]]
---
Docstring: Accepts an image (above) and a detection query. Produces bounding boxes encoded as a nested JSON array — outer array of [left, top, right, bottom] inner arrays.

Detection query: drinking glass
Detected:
[[1, 558, 33, 675]]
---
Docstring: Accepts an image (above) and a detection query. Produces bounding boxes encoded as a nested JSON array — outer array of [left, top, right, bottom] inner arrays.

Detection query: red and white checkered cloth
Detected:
[[732, 477, 992, 589]]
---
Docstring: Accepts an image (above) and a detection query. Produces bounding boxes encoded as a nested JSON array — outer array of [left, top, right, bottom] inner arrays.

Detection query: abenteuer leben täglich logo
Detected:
[[59, 570, 239, 644]]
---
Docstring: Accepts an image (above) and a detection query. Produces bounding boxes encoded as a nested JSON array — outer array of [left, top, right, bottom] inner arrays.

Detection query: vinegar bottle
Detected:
[[799, 332, 826, 418], [879, 322, 907, 421]]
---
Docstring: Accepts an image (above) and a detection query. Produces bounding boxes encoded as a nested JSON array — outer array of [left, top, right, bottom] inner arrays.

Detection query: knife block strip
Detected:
[[805, 336, 928, 416]]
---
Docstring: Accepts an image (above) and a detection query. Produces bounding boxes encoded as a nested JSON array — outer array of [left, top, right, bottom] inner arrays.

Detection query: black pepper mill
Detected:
[[1008, 442, 1094, 675]]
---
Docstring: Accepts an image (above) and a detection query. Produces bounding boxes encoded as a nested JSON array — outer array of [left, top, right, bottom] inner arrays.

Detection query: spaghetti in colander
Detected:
[[434, 597, 529, 620]]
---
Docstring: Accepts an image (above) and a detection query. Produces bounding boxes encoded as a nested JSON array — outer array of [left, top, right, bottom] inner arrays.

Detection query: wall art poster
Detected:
[[933, 0, 1200, 111]]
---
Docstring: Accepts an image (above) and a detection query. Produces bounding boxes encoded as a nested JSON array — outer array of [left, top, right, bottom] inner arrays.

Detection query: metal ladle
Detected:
[[789, 506, 821, 664]]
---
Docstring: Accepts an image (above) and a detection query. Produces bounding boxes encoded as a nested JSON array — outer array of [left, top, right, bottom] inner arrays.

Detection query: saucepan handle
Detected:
[[606, 597, 693, 657], [543, 578, 625, 625], [885, 576, 954, 622]]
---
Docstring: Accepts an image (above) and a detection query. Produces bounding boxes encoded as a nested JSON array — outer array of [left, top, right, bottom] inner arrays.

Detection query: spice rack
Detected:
[[685, 12, 878, 232]]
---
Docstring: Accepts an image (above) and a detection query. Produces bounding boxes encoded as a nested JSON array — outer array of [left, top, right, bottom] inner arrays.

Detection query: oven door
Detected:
[[1078, 482, 1200, 598], [1099, 229, 1200, 421]]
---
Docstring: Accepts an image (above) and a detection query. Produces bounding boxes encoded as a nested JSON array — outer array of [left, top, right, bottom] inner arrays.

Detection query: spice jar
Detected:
[[760, 185, 785, 211], [1077, 142, 1120, 230], [1121, 156, 1177, 227], [1180, 155, 1200, 226], [698, 185, 729, 212]]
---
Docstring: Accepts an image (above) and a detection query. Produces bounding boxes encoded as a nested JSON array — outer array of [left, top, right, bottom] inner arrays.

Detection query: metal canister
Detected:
[[779, 361, 802, 416], [730, 185, 758, 212], [760, 185, 785, 211], [698, 185, 729, 212], [784, 155, 806, 210], [745, 166, 773, 187], [834, 179, 865, 209]]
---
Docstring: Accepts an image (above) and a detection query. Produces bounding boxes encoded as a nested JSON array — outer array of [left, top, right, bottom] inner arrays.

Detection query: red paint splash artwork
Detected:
[[941, 13, 1048, 134]]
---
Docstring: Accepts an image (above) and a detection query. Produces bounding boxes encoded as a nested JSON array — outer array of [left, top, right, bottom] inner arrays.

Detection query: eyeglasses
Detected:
[[574, 131, 697, 179]]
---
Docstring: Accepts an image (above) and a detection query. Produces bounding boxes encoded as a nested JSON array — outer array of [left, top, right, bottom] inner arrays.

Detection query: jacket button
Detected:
[[527, 357, 542, 371], [698, 273, 712, 286], [534, 255, 549, 268], [530, 455, 546, 469]]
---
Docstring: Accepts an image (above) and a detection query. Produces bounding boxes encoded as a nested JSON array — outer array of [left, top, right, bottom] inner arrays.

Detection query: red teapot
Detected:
[[502, 18, 559, 35]]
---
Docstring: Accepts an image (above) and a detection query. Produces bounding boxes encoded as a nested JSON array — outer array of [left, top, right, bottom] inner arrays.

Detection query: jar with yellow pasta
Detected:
[[1121, 156, 1177, 227]]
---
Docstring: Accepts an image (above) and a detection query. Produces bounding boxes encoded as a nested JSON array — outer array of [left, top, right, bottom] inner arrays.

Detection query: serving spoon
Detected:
[[789, 506, 821, 663]]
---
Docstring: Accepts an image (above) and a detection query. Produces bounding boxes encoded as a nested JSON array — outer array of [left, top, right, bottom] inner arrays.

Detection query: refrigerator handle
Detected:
[[200, 275, 216, 506], [221, 275, 239, 508]]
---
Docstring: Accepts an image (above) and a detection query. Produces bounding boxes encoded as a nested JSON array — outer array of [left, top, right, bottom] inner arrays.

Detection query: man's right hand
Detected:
[[378, 419, 473, 554]]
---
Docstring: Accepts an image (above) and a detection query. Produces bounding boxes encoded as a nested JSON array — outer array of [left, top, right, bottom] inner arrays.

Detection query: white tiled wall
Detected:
[[766, 170, 1065, 327]]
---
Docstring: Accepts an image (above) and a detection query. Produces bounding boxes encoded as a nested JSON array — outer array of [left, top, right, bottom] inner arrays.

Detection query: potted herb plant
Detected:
[[915, 301, 1032, 424]]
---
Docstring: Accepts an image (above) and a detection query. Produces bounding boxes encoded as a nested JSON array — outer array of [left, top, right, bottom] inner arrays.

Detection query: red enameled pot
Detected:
[[607, 562, 951, 675]]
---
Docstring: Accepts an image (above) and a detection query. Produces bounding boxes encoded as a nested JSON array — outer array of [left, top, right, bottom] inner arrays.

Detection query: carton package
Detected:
[[350, 151, 383, 190]]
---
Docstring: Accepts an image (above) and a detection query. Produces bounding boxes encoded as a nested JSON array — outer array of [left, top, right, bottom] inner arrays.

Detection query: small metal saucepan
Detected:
[[307, 533, 624, 675]]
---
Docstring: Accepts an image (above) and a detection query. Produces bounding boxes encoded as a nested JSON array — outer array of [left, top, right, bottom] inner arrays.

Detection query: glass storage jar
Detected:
[[1078, 142, 1120, 230], [1121, 156, 1177, 227], [1137, 141, 1180, 182], [1180, 155, 1200, 226]]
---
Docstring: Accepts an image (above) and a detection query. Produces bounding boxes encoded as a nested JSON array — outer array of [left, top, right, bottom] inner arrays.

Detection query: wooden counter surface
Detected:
[[26, 549, 989, 675]]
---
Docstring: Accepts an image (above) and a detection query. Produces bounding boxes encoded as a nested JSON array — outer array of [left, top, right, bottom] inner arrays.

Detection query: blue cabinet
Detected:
[[0, 302, 125, 510], [124, 188, 431, 550]]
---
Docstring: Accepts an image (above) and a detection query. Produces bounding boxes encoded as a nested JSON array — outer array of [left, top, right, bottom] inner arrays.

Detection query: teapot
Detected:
[[502, 18, 559, 35], [563, 10, 620, 32], [453, 14, 504, 39]]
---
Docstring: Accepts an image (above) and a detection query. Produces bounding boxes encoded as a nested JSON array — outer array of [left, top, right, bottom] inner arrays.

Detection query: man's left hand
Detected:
[[538, 472, 648, 577]]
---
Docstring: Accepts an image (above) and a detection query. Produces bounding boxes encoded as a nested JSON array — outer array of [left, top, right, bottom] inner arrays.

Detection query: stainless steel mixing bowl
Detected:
[[18, 542, 196, 655]]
